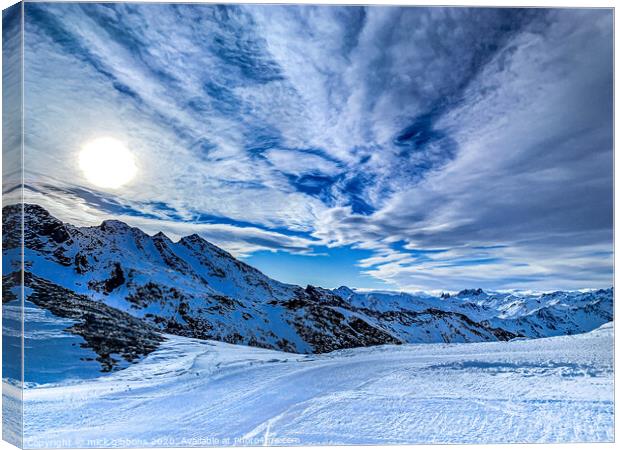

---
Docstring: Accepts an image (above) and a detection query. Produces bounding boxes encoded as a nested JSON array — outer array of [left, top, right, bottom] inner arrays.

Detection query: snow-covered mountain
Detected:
[[336, 287, 613, 340], [2, 204, 613, 367]]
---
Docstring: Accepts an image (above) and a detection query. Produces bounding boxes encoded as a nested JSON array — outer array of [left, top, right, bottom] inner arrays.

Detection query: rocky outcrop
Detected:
[[4, 270, 164, 372]]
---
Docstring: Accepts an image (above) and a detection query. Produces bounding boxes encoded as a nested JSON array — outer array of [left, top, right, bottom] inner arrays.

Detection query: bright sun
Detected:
[[79, 137, 137, 189]]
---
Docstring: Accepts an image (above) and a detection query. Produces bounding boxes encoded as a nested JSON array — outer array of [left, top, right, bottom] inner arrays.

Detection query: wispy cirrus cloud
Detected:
[[21, 4, 612, 291]]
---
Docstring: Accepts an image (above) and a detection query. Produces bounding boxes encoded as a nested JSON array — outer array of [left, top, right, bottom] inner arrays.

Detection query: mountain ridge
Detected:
[[2, 203, 613, 364]]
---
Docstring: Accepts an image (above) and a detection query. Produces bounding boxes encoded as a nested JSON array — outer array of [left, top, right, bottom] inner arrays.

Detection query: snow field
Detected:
[[14, 322, 614, 446]]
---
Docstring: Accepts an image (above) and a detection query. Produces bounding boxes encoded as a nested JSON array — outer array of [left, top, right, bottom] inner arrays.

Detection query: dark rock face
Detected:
[[103, 262, 126, 294], [2, 203, 22, 251], [74, 251, 90, 274], [17, 204, 73, 251], [457, 288, 485, 297], [4, 271, 165, 372], [287, 291, 403, 353], [2, 271, 20, 304], [87, 262, 127, 295], [125, 282, 184, 309]]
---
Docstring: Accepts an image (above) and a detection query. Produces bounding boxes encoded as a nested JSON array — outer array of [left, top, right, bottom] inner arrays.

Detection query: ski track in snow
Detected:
[[12, 323, 614, 447]]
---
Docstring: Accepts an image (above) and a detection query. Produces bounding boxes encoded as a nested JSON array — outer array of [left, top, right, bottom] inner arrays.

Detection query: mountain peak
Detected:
[[24, 203, 54, 217], [100, 219, 133, 233], [456, 288, 486, 297], [179, 233, 205, 245], [18, 203, 72, 245], [179, 232, 234, 260], [4, 203, 57, 227], [333, 286, 355, 298], [152, 231, 172, 242]]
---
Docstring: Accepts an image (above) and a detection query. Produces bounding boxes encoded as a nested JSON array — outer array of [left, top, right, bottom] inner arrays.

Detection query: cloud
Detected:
[[357, 243, 612, 292], [264, 148, 342, 177], [311, 9, 613, 290], [23, 183, 319, 258], [2, 3, 22, 202], [21, 5, 613, 291]]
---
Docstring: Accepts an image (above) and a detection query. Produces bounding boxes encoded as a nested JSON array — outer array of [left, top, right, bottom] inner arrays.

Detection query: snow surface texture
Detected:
[[2, 204, 614, 446], [14, 323, 613, 447]]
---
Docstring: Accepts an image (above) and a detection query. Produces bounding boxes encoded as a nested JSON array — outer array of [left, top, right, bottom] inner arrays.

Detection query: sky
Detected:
[[15, 4, 613, 292]]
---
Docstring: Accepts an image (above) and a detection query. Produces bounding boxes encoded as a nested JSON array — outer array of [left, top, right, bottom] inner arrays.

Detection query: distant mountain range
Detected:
[[2, 204, 613, 372]]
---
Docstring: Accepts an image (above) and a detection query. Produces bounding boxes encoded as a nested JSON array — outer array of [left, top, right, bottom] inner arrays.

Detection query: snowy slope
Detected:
[[4, 300, 106, 385], [15, 322, 613, 446]]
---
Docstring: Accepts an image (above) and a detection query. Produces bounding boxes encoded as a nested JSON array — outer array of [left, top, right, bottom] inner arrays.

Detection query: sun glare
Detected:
[[79, 137, 137, 189]]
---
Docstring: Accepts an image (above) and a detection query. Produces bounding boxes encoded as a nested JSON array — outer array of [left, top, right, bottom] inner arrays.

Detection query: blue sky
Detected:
[[18, 4, 613, 291]]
